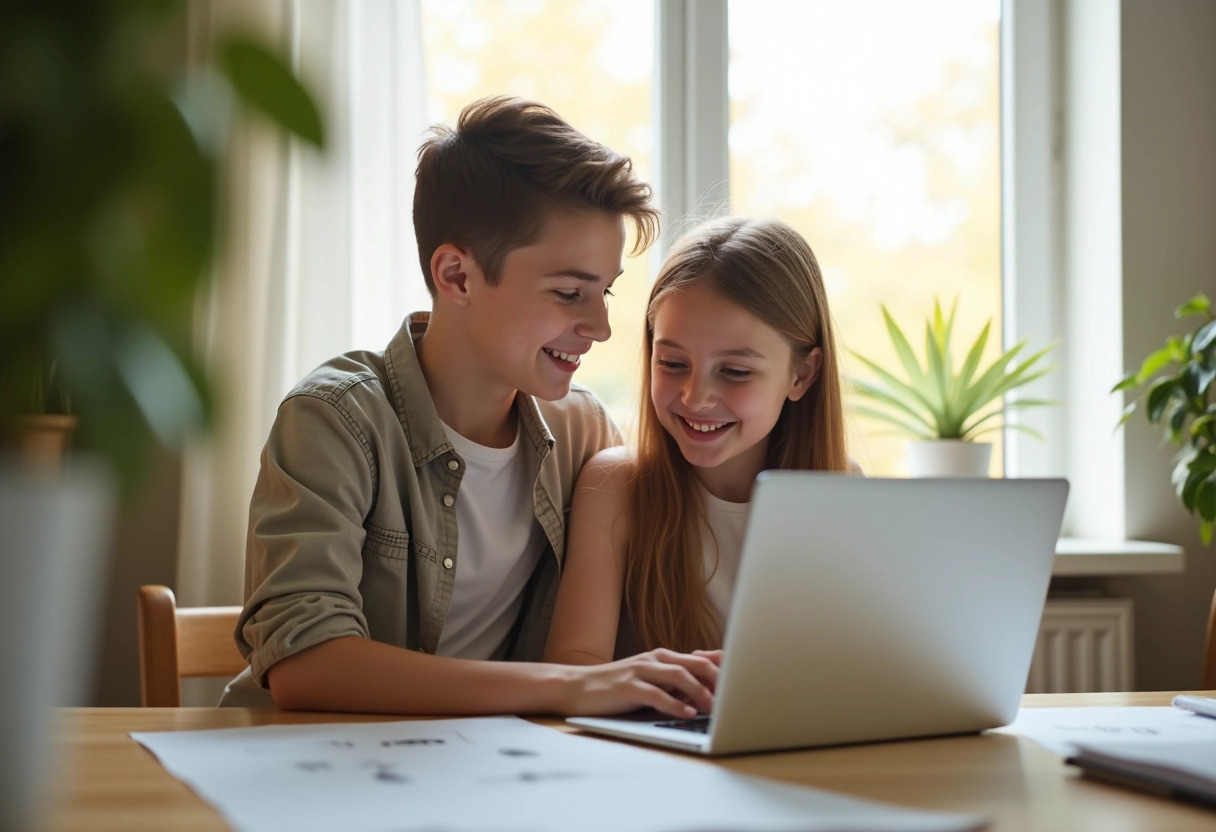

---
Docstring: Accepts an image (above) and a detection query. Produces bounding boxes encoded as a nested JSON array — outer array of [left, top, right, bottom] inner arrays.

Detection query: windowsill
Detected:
[[1052, 537, 1185, 576]]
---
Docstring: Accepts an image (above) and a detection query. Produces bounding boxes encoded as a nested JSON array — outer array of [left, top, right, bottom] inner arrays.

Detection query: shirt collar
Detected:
[[384, 312, 554, 467]]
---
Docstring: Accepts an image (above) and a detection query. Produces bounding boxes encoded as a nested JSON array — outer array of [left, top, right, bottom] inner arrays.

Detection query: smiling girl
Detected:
[[544, 217, 854, 669]]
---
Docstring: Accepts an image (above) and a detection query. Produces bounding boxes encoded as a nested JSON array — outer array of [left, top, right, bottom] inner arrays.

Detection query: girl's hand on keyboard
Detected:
[[557, 648, 717, 718]]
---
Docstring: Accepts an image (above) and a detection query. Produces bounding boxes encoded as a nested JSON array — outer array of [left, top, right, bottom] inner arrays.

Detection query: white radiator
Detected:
[[1025, 597, 1134, 693]]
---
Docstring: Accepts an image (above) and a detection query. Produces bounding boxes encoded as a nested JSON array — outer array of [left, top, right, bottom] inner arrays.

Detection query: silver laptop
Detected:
[[567, 472, 1069, 755]]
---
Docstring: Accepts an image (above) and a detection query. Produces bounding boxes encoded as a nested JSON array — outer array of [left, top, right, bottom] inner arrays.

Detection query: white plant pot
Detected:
[[0, 457, 114, 831], [906, 440, 993, 478]]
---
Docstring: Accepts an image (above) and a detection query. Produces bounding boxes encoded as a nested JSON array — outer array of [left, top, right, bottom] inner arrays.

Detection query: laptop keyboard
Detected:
[[655, 715, 712, 734]]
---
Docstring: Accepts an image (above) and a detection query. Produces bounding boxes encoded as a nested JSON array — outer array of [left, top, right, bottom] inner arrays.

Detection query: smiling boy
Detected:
[[219, 97, 718, 718]]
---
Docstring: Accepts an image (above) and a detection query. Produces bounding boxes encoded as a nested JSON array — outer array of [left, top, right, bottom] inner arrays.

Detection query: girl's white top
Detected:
[[701, 487, 752, 628]]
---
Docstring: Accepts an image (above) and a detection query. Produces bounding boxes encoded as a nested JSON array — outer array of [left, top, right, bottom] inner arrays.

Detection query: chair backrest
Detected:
[[1205, 588, 1216, 690], [136, 584, 245, 707]]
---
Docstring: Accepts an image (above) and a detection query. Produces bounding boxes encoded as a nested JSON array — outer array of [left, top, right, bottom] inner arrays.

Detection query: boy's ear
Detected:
[[431, 244, 480, 307], [787, 347, 823, 402]]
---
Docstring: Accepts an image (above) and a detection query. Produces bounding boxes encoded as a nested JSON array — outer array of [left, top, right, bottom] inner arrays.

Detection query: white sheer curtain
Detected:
[[177, 0, 430, 607]]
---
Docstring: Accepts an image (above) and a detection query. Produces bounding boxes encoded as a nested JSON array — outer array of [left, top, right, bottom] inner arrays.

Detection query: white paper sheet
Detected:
[[132, 716, 983, 832], [993, 707, 1216, 756]]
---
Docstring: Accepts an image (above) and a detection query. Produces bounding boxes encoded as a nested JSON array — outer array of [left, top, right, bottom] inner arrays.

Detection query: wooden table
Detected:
[[43, 692, 1216, 831]]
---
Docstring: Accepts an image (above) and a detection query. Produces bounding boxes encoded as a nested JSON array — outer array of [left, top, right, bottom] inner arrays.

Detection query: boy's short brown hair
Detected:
[[413, 96, 660, 295]]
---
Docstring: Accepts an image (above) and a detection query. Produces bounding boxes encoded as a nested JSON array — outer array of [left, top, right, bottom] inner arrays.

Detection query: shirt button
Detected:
[[447, 459, 459, 471], [443, 557, 454, 569], [443, 494, 454, 507]]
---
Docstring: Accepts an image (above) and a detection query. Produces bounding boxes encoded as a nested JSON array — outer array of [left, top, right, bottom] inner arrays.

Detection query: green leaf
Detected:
[[219, 36, 325, 147], [1132, 343, 1182, 385], [849, 404, 936, 440], [137, 88, 217, 297], [847, 354, 939, 424], [1173, 447, 1198, 492], [984, 364, 1054, 406], [1176, 293, 1211, 319], [1202, 520, 1213, 546], [848, 376, 936, 432], [924, 321, 950, 422], [1169, 399, 1189, 443], [1191, 414, 1216, 440], [880, 305, 927, 388], [1111, 373, 1139, 393], [114, 324, 209, 445], [1199, 364, 1216, 399], [995, 343, 1055, 388], [970, 422, 1046, 441], [1192, 450, 1216, 475], [1197, 476, 1216, 523], [954, 341, 1027, 420], [1193, 319, 1216, 357], [952, 320, 991, 403], [1116, 401, 1137, 428], [1145, 376, 1179, 423], [1182, 468, 1205, 511], [932, 297, 958, 383], [1180, 453, 1216, 510], [960, 398, 1056, 437]]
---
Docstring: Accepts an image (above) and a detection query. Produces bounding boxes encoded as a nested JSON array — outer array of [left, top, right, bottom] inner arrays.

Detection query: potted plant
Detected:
[[17, 361, 76, 470], [0, 4, 323, 829], [849, 297, 1055, 477], [1113, 293, 1216, 544]]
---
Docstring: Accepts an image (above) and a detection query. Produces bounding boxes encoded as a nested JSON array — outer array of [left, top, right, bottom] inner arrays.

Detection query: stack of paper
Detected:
[[1065, 740, 1216, 806], [133, 716, 983, 832], [996, 705, 1216, 807]]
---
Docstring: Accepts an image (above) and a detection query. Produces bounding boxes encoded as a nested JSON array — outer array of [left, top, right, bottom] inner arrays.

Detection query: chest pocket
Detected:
[[360, 522, 416, 647], [364, 523, 409, 564]]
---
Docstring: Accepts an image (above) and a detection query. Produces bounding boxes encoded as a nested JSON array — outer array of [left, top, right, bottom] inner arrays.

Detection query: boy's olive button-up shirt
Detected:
[[219, 312, 620, 706]]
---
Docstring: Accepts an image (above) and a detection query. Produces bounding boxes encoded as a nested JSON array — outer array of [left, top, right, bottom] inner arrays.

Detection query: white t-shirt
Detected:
[[435, 421, 545, 659], [701, 488, 751, 628]]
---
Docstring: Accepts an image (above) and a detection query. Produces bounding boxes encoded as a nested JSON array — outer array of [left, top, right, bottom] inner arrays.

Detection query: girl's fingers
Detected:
[[640, 664, 714, 714], [652, 651, 720, 690], [638, 683, 699, 719]]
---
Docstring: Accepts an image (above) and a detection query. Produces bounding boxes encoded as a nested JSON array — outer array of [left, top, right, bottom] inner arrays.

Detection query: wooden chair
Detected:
[[136, 584, 246, 707], [1205, 588, 1216, 690]]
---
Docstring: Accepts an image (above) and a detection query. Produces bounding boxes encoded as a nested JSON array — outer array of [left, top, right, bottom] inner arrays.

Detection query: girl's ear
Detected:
[[431, 244, 481, 307], [787, 347, 823, 402]]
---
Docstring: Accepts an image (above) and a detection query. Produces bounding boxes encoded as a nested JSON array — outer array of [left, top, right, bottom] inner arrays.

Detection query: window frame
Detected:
[[656, 0, 1122, 539]]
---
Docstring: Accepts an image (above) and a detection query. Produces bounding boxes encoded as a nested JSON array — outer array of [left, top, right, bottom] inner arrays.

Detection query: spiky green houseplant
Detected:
[[1114, 294, 1216, 543], [849, 298, 1055, 442]]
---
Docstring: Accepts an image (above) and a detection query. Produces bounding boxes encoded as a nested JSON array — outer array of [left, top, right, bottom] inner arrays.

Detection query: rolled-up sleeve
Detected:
[[236, 392, 375, 687]]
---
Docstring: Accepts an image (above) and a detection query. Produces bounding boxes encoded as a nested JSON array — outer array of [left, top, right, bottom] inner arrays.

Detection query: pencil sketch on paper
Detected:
[[1052, 725, 1162, 736], [481, 769, 585, 785], [131, 716, 986, 832], [997, 706, 1216, 756], [365, 762, 409, 784], [295, 761, 331, 773]]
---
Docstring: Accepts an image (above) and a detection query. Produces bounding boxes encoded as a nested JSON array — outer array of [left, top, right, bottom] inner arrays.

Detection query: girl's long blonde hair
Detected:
[[624, 217, 849, 653]]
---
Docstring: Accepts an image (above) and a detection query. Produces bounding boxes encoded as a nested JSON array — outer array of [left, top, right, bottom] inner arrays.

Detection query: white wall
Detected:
[[1106, 0, 1216, 690]]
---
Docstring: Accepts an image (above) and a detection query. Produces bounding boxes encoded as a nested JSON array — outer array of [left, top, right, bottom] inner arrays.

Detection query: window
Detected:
[[420, 0, 656, 431], [420, 1, 1004, 471], [727, 0, 1003, 476]]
